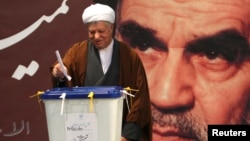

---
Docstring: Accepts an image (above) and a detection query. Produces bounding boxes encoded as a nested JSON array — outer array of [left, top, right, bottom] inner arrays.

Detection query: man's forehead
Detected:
[[121, 0, 250, 17], [121, 0, 250, 7], [120, 0, 250, 21], [119, 0, 250, 41]]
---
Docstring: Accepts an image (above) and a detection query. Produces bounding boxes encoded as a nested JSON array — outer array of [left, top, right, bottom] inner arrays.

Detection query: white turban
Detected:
[[82, 3, 115, 24]]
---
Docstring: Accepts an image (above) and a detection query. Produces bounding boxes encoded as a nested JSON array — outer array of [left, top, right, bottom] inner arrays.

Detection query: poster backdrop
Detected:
[[0, 0, 92, 140]]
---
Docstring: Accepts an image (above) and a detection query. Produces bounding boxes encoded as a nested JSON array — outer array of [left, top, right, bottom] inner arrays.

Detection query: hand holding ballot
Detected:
[[52, 63, 68, 80], [52, 50, 72, 81]]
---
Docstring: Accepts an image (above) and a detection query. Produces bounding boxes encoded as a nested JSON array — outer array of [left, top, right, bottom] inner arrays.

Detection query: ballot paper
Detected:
[[55, 50, 72, 81]]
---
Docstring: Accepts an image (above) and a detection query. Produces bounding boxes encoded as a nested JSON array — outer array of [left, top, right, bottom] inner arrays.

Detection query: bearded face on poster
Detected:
[[95, 0, 250, 140]]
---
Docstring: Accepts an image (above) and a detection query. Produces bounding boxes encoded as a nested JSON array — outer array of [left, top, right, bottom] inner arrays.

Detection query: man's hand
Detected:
[[52, 63, 67, 79]]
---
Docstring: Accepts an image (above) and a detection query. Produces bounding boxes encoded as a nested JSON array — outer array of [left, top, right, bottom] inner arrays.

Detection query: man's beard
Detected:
[[151, 105, 208, 141]]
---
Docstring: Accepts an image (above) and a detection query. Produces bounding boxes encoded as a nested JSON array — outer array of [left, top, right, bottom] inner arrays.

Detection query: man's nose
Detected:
[[150, 48, 195, 110], [94, 32, 100, 39]]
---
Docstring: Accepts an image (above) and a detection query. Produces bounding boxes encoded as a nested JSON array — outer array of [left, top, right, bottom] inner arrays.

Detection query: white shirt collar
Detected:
[[98, 39, 114, 74]]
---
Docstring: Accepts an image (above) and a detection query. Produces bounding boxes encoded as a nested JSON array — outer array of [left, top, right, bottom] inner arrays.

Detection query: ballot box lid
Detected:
[[41, 86, 123, 99]]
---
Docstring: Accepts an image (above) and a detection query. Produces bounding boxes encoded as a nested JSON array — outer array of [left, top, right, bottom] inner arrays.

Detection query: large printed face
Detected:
[[116, 0, 250, 140]]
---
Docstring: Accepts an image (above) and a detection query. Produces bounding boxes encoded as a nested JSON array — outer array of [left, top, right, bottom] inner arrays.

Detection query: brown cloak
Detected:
[[51, 40, 152, 141]]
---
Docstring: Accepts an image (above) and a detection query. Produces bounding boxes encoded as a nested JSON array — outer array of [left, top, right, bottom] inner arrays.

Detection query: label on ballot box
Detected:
[[41, 86, 124, 141]]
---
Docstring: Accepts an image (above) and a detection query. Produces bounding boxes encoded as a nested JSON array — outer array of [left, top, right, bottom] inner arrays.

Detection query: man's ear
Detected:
[[115, 31, 122, 40]]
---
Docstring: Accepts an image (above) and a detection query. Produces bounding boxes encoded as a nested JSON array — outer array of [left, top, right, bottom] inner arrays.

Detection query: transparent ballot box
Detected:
[[41, 86, 124, 141]]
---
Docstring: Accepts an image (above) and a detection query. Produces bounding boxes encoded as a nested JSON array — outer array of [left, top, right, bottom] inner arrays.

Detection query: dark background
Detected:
[[0, 0, 92, 140]]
